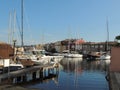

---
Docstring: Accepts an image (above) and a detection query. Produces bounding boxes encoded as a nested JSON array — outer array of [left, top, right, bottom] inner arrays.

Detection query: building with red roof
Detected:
[[75, 38, 85, 45]]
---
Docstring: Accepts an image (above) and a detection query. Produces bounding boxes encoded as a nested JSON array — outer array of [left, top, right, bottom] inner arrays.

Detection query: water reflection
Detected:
[[25, 59, 110, 90], [85, 59, 110, 72], [0, 58, 110, 90], [60, 58, 83, 73], [58, 58, 109, 90], [60, 58, 110, 73]]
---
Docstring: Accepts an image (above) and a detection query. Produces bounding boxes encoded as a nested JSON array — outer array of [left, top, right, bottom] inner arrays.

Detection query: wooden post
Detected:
[[23, 74, 27, 82], [32, 72, 36, 80], [56, 67, 59, 75], [17, 76, 22, 83], [44, 69, 46, 77], [13, 77, 17, 84], [39, 68, 43, 81], [52, 68, 54, 74], [48, 68, 50, 75]]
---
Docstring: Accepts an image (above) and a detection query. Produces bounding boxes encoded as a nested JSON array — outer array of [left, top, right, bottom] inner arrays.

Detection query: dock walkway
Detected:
[[0, 63, 58, 80], [109, 72, 120, 90]]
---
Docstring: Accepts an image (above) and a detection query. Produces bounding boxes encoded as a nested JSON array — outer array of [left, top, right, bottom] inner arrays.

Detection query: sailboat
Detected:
[[100, 18, 111, 60], [64, 39, 83, 58], [63, 27, 83, 58], [5, 10, 25, 72], [13, 0, 35, 67]]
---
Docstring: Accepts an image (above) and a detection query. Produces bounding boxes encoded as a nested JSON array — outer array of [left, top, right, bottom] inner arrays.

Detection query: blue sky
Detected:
[[0, 0, 120, 45]]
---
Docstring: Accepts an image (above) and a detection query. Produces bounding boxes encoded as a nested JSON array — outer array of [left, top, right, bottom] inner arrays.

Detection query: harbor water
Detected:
[[24, 58, 110, 90]]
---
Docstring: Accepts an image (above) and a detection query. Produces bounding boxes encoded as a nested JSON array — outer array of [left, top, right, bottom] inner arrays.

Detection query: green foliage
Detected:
[[115, 35, 120, 47], [115, 43, 120, 47], [115, 35, 120, 40]]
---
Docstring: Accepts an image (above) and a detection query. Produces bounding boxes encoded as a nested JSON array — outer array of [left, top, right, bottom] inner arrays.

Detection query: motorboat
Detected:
[[9, 63, 24, 71], [100, 53, 111, 60], [24, 49, 64, 65], [64, 53, 83, 58], [59, 50, 83, 58]]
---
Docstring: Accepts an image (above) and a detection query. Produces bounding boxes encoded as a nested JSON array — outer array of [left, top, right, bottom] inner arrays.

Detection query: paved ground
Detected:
[[109, 72, 120, 90], [0, 85, 39, 90]]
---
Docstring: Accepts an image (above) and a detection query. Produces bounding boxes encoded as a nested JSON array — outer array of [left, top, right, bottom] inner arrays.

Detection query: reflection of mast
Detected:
[[74, 59, 78, 87], [21, 0, 24, 46]]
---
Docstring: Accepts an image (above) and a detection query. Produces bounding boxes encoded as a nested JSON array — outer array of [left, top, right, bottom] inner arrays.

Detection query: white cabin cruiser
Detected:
[[25, 49, 64, 65]]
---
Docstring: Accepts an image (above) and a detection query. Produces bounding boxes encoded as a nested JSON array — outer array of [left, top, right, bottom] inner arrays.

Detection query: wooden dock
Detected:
[[109, 72, 120, 90], [0, 63, 59, 84]]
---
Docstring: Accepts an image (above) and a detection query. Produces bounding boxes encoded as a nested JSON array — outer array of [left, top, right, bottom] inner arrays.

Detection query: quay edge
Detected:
[[109, 72, 120, 90], [108, 47, 120, 90]]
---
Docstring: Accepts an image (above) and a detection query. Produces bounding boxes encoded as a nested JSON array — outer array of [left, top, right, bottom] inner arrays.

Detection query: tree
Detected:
[[115, 35, 120, 46], [115, 35, 120, 40]]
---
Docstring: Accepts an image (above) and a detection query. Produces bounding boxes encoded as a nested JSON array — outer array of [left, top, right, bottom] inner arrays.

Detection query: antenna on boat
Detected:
[[21, 0, 24, 47]]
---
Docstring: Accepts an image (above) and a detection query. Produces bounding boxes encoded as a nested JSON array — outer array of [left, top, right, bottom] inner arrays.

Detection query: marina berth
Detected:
[[16, 47, 64, 65], [1, 0, 120, 89], [0, 42, 113, 90], [59, 50, 83, 58]]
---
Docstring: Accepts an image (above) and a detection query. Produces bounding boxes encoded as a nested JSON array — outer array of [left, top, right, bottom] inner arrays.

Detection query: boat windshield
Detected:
[[32, 50, 45, 55]]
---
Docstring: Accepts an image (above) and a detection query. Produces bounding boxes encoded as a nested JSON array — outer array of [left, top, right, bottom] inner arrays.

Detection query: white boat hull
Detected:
[[64, 54, 83, 58], [100, 55, 111, 60], [31, 55, 64, 65]]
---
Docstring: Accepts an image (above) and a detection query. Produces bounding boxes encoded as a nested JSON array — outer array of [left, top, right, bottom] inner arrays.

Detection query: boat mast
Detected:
[[106, 17, 109, 51], [21, 0, 24, 47], [8, 12, 11, 44], [68, 26, 71, 53], [13, 10, 16, 42]]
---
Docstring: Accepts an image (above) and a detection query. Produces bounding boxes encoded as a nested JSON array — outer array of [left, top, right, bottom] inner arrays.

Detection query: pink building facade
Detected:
[[110, 47, 120, 72]]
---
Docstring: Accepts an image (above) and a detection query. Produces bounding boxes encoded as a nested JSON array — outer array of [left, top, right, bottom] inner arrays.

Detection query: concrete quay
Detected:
[[109, 72, 120, 90], [109, 47, 120, 90]]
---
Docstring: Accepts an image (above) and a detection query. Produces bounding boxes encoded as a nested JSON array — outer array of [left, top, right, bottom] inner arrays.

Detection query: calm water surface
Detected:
[[26, 58, 110, 90]]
